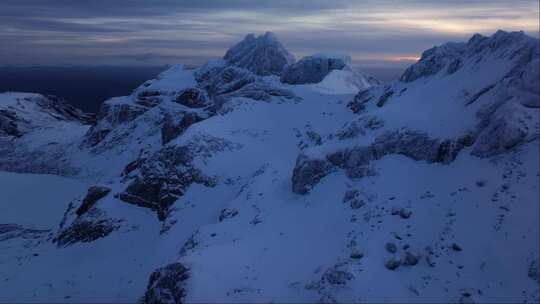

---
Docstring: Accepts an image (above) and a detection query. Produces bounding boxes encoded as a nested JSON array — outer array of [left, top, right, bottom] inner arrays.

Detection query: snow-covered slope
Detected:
[[0, 93, 94, 175], [0, 30, 538, 303]]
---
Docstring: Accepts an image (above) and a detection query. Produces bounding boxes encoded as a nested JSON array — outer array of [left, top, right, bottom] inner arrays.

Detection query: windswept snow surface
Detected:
[[0, 31, 539, 303]]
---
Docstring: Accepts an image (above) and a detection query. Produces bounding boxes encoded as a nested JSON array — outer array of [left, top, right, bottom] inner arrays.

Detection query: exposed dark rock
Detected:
[[291, 154, 334, 194], [403, 252, 419, 266], [196, 66, 256, 97], [350, 250, 364, 259], [386, 242, 398, 253], [335, 116, 384, 140], [349, 199, 365, 209], [399, 209, 412, 219], [82, 102, 147, 147], [142, 262, 189, 304], [376, 86, 394, 107], [122, 158, 146, 177], [292, 128, 474, 194], [0, 94, 94, 140], [343, 190, 359, 203], [161, 112, 204, 145], [82, 129, 111, 147], [452, 243, 463, 251], [179, 232, 200, 256], [459, 293, 475, 304], [471, 101, 531, 157], [218, 208, 239, 222], [343, 189, 366, 209], [119, 146, 215, 221], [0, 224, 50, 242], [323, 268, 354, 285], [224, 32, 294, 76], [400, 42, 465, 82], [528, 260, 539, 281], [220, 81, 295, 102], [0, 109, 24, 137], [137, 90, 161, 98], [385, 258, 401, 270], [305, 263, 354, 302], [465, 84, 496, 105], [391, 207, 413, 218], [36, 95, 96, 125], [371, 130, 472, 164], [447, 58, 463, 74], [55, 209, 122, 247], [174, 88, 210, 108], [281, 54, 349, 84], [75, 186, 111, 217], [347, 90, 373, 114]]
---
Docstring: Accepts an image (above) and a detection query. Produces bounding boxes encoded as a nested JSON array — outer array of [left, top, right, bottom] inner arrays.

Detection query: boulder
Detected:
[[385, 258, 401, 270]]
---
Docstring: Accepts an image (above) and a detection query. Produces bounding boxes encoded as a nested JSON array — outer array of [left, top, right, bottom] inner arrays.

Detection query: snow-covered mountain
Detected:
[[0, 31, 538, 303]]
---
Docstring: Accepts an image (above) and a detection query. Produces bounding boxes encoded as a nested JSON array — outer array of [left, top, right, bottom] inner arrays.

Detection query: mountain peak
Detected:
[[223, 32, 295, 76], [400, 30, 538, 82]]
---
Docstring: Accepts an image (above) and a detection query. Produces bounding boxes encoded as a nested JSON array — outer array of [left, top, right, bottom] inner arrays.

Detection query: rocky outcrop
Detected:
[[292, 129, 474, 194], [400, 42, 465, 82], [347, 90, 374, 114], [119, 146, 215, 220], [194, 62, 296, 105], [224, 32, 294, 76], [0, 137, 81, 176], [55, 208, 122, 247], [292, 154, 334, 194], [219, 81, 295, 102], [401, 30, 538, 83], [0, 94, 94, 139], [334, 115, 384, 140], [528, 260, 539, 282], [305, 262, 354, 302], [295, 113, 532, 193], [174, 88, 211, 108], [196, 65, 256, 97], [0, 224, 51, 242], [0, 109, 25, 137], [35, 95, 96, 125], [281, 54, 349, 84], [75, 186, 111, 217], [218, 208, 239, 222], [471, 100, 536, 157], [82, 100, 148, 147], [161, 112, 204, 145], [142, 262, 190, 304]]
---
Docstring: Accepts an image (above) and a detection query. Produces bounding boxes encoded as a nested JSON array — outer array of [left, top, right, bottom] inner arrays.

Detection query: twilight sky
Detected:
[[1, 0, 538, 68]]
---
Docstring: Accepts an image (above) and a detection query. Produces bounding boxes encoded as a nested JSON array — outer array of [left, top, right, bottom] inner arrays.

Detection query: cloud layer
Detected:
[[1, 0, 538, 67]]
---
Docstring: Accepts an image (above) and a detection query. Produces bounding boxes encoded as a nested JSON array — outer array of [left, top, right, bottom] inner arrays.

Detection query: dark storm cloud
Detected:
[[0, 0, 538, 67]]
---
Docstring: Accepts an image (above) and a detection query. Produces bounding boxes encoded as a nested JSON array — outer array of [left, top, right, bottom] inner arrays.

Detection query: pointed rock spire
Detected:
[[224, 32, 295, 76]]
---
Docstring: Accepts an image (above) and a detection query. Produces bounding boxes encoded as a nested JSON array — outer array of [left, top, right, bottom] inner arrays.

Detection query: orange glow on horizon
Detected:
[[386, 55, 421, 62]]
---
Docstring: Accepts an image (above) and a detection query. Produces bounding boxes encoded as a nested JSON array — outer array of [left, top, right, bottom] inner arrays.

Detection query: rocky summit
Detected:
[[224, 32, 295, 76], [0, 31, 539, 303]]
